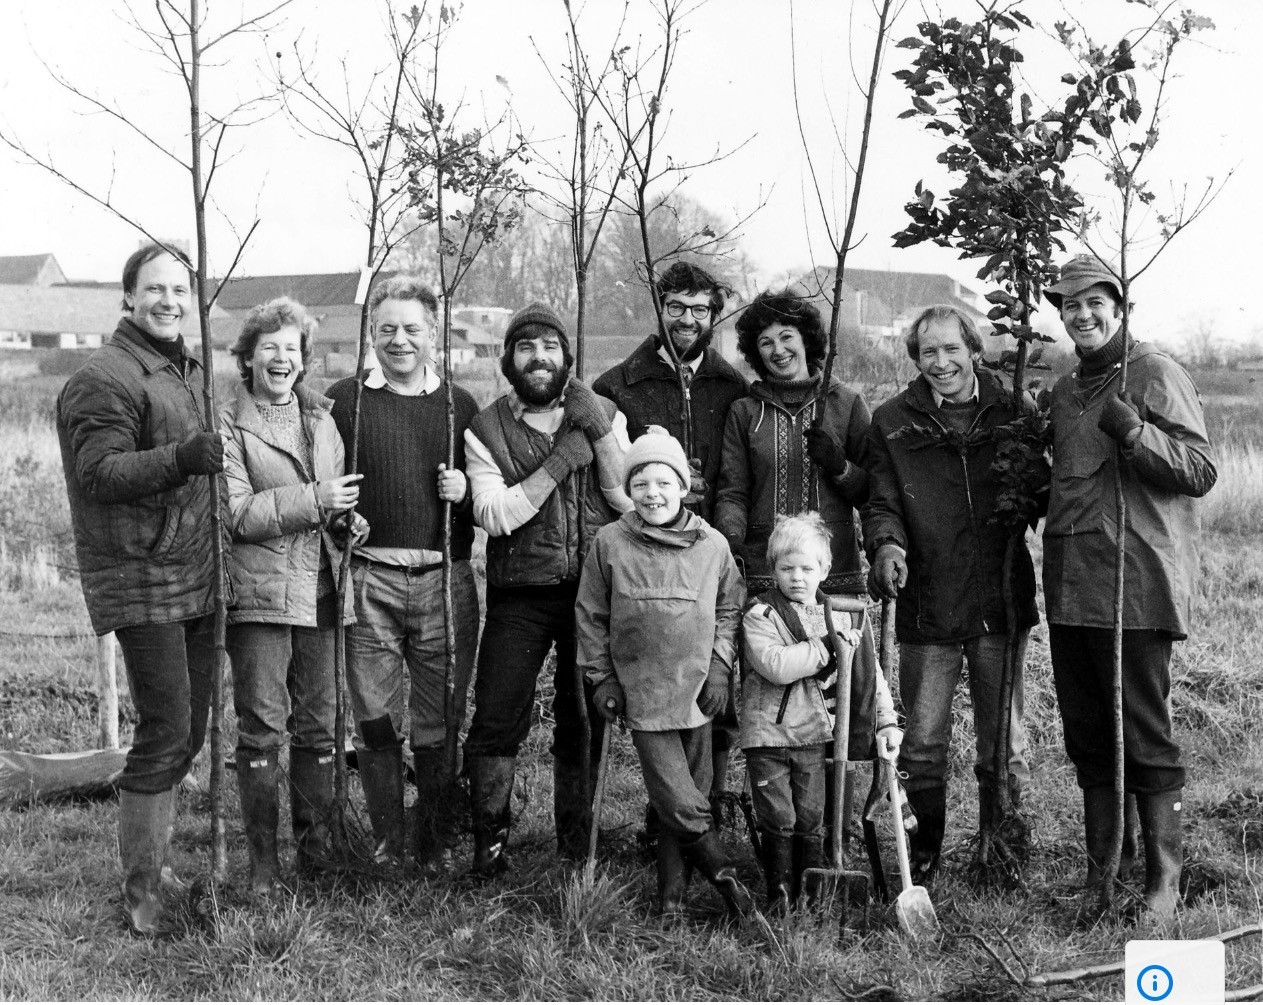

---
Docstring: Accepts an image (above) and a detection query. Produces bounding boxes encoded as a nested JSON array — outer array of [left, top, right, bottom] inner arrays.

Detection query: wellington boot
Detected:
[[710, 745, 731, 831], [1120, 793, 1141, 881], [237, 750, 282, 895], [793, 833, 825, 907], [469, 755, 516, 878], [907, 786, 946, 886], [681, 829, 752, 917], [1083, 787, 1142, 886], [290, 748, 336, 876], [119, 788, 176, 935], [1139, 789, 1183, 919], [759, 832, 794, 916], [358, 745, 405, 866], [413, 746, 454, 875], [656, 831, 690, 917], [553, 757, 596, 862]]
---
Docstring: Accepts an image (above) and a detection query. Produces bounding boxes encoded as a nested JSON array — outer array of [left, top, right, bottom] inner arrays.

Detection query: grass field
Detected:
[[0, 353, 1260, 1001]]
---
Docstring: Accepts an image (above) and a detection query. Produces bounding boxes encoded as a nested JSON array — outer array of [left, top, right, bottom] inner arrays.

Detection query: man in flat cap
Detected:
[[1042, 254, 1216, 917]]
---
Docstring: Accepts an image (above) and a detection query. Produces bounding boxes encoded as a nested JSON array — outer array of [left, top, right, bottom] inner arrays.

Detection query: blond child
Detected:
[[576, 430, 750, 917], [741, 511, 903, 913]]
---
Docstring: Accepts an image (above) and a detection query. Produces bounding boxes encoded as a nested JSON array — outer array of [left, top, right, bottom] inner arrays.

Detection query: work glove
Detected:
[[176, 431, 225, 476], [683, 457, 707, 507], [696, 657, 730, 718], [1098, 391, 1143, 445], [804, 427, 848, 476], [873, 543, 908, 600], [562, 379, 614, 440], [541, 428, 594, 483], [593, 678, 625, 722]]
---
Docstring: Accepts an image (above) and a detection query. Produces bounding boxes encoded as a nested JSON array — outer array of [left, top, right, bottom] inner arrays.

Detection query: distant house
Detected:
[[452, 306, 512, 359], [0, 253, 68, 288]]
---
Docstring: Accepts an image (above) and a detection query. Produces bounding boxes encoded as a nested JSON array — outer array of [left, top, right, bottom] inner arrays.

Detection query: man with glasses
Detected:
[[592, 261, 747, 894]]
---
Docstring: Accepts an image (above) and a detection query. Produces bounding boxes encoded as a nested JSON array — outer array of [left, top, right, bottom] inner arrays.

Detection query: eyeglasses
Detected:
[[664, 301, 712, 320]]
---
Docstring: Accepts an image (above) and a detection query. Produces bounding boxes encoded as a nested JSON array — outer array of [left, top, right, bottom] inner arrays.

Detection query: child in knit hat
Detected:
[[575, 427, 751, 917], [741, 511, 903, 913]]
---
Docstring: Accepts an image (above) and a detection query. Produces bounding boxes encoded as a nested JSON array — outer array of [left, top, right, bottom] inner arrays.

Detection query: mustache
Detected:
[[523, 361, 557, 374]]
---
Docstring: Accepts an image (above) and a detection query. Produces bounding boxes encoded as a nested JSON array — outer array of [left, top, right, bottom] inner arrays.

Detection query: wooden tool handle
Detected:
[[887, 761, 914, 890]]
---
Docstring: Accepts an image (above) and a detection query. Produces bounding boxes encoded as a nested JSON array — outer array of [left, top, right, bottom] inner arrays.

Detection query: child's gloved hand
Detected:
[[697, 657, 729, 717], [593, 679, 625, 721], [876, 724, 903, 764]]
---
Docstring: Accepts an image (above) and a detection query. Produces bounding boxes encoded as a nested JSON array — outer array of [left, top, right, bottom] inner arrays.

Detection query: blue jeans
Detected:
[[898, 632, 1029, 794], [745, 745, 827, 838], [115, 614, 215, 793], [631, 727, 713, 839], [227, 613, 337, 757], [346, 559, 479, 751]]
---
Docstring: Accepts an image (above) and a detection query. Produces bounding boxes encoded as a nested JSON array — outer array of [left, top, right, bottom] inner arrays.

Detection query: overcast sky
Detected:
[[0, 0, 1256, 346]]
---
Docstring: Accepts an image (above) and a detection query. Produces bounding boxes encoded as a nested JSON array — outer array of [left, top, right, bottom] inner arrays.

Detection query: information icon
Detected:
[[1136, 964, 1173, 1002]]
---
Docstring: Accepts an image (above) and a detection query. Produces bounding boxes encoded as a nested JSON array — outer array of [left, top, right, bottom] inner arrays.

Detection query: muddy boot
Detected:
[[290, 748, 336, 876], [759, 832, 793, 916], [236, 750, 281, 894], [1139, 789, 1183, 919], [469, 755, 515, 878], [118, 788, 175, 935], [358, 744, 405, 866], [412, 746, 454, 875], [709, 744, 731, 831], [656, 831, 690, 917], [680, 829, 752, 917], [794, 833, 825, 907], [1083, 786, 1114, 885], [553, 757, 595, 862], [1120, 793, 1141, 881], [907, 786, 946, 886]]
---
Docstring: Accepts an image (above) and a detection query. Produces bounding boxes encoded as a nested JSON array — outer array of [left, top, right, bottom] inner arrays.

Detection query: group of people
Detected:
[[54, 244, 1214, 935]]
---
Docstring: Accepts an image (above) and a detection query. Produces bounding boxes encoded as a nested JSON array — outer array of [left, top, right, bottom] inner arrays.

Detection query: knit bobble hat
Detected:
[[623, 427, 691, 494], [503, 302, 571, 355]]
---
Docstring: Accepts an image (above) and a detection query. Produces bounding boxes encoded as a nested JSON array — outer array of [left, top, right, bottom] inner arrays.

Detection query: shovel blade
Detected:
[[895, 885, 939, 940]]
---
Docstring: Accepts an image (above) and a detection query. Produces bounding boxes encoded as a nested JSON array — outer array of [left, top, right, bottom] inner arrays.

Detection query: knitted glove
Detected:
[[697, 657, 730, 718], [873, 543, 908, 600], [804, 427, 848, 476], [593, 678, 625, 722], [176, 431, 224, 476], [1098, 392, 1143, 444], [682, 457, 707, 507], [541, 428, 594, 483], [562, 380, 614, 440]]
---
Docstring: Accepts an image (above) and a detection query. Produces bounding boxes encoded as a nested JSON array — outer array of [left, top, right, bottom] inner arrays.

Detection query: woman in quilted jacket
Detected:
[[220, 297, 366, 893]]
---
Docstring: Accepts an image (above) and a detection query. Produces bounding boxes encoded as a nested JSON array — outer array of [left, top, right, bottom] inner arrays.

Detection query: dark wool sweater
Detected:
[[327, 378, 477, 558]]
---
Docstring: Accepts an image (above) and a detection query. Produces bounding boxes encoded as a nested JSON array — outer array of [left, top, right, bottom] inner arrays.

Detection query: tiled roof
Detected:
[[0, 253, 61, 285], [212, 272, 379, 310], [0, 284, 228, 336]]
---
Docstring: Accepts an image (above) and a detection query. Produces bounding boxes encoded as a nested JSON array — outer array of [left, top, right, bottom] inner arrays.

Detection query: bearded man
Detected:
[[463, 302, 632, 875]]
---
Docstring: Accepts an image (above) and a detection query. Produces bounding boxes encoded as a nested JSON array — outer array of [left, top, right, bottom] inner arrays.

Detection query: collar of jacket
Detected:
[[1071, 339, 1159, 402], [111, 317, 203, 377], [619, 507, 704, 548], [903, 366, 1007, 420], [621, 335, 742, 388], [748, 370, 842, 416], [228, 380, 331, 460]]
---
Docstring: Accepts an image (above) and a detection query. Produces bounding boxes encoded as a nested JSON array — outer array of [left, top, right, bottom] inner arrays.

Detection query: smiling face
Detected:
[[773, 548, 827, 605], [509, 332, 569, 407], [247, 324, 304, 404], [126, 253, 191, 342], [916, 317, 978, 403], [373, 297, 435, 385], [628, 461, 685, 526], [755, 323, 810, 382], [1060, 283, 1123, 353], [658, 290, 714, 357]]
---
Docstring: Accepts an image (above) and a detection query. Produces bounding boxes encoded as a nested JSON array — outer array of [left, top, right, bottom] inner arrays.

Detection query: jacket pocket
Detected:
[[150, 505, 181, 558], [1046, 450, 1109, 536]]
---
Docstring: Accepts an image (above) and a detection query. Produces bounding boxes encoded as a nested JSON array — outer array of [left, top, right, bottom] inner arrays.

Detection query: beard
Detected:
[[508, 358, 571, 407], [661, 321, 714, 363]]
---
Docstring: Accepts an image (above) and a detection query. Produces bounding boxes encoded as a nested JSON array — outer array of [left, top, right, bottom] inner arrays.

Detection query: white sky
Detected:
[[0, 0, 1256, 346]]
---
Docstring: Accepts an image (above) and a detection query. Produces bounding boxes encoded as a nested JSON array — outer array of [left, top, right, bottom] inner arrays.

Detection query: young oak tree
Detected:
[[0, 0, 293, 881]]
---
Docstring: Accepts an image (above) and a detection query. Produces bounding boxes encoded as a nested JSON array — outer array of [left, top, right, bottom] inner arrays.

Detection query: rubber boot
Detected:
[[759, 832, 794, 916], [709, 744, 731, 831], [290, 748, 336, 876], [680, 829, 752, 917], [553, 757, 595, 862], [793, 833, 825, 907], [413, 745, 453, 875], [119, 788, 175, 935], [1138, 789, 1183, 918], [469, 755, 515, 878], [656, 831, 690, 917], [236, 750, 281, 894], [1083, 786, 1114, 885], [906, 786, 946, 886], [1120, 793, 1141, 881], [358, 744, 405, 865], [158, 787, 186, 897]]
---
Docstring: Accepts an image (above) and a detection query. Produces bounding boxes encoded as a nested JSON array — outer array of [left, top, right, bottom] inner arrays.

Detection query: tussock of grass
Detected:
[[1201, 443, 1263, 535]]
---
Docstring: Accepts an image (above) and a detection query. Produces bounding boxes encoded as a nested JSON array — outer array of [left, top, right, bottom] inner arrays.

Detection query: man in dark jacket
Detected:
[[463, 302, 632, 875], [592, 261, 748, 848], [863, 305, 1039, 885], [1043, 255, 1215, 917], [57, 244, 224, 934]]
